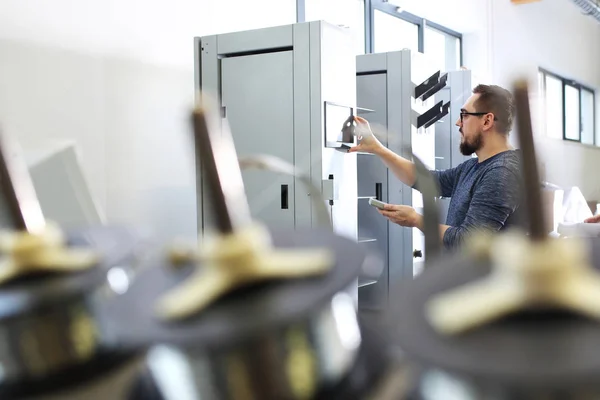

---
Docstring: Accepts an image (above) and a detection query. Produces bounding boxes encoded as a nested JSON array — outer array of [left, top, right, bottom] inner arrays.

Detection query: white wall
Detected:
[[489, 0, 600, 200], [0, 0, 296, 244], [0, 0, 598, 243]]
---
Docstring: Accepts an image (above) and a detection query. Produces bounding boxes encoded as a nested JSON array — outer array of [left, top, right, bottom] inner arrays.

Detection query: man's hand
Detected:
[[348, 116, 384, 155], [377, 203, 421, 228], [585, 214, 600, 223]]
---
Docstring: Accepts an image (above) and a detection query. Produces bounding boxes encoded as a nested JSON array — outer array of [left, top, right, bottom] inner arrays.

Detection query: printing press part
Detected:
[[0, 226, 146, 399], [390, 237, 600, 398], [104, 227, 367, 400]]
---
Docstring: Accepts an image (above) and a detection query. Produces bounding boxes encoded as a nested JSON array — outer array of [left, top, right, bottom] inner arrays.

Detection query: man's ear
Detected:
[[482, 113, 495, 132]]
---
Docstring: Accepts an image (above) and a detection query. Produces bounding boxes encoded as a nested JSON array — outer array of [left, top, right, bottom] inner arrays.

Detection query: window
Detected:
[[582, 88, 596, 145], [544, 74, 564, 140], [304, 0, 366, 55], [564, 84, 580, 141], [373, 9, 419, 53], [369, 0, 462, 71], [298, 0, 463, 69], [424, 25, 461, 72], [539, 68, 597, 146]]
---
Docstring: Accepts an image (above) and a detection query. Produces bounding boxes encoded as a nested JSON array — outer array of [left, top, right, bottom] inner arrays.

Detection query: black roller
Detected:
[[127, 318, 406, 400], [104, 227, 363, 349], [389, 236, 600, 394], [0, 226, 146, 398], [102, 227, 374, 400]]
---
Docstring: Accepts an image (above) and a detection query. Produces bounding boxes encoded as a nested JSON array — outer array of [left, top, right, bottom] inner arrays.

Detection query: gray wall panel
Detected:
[[356, 52, 387, 74], [292, 22, 313, 229], [357, 72, 389, 309], [221, 52, 296, 229], [197, 35, 219, 233], [217, 25, 293, 55]]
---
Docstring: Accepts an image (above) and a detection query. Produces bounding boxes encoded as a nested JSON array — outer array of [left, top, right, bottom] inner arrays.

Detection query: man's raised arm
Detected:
[[348, 116, 416, 187]]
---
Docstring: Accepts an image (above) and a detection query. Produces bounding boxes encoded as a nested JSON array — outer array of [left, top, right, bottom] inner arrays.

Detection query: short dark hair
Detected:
[[472, 84, 516, 134]]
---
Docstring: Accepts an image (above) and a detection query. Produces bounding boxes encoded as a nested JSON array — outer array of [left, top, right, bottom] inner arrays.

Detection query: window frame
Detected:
[[296, 0, 463, 67], [539, 67, 597, 146]]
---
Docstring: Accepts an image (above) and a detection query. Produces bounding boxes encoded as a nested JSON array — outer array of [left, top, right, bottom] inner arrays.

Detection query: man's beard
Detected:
[[460, 130, 483, 156]]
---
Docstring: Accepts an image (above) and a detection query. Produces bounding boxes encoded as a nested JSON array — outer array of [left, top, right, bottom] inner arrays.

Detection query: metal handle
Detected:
[[375, 183, 383, 201], [280, 185, 289, 209]]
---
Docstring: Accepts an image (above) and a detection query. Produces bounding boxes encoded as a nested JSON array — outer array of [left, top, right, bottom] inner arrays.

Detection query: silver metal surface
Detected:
[[146, 292, 361, 400], [0, 129, 46, 234]]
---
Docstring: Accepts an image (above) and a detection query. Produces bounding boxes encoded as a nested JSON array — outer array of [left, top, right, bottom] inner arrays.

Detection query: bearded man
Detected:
[[349, 84, 523, 249]]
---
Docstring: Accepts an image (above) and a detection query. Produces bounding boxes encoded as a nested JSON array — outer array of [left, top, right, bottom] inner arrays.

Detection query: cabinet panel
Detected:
[[221, 51, 295, 230], [434, 87, 452, 171], [357, 72, 389, 310]]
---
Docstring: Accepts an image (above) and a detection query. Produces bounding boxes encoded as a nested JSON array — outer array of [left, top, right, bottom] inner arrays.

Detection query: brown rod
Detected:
[[513, 80, 546, 241], [0, 129, 45, 233], [192, 106, 253, 234]]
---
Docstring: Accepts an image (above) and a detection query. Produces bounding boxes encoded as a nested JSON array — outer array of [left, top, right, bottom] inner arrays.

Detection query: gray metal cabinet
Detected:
[[195, 21, 359, 302], [355, 51, 471, 310], [195, 21, 358, 243], [355, 51, 417, 310], [356, 73, 390, 309]]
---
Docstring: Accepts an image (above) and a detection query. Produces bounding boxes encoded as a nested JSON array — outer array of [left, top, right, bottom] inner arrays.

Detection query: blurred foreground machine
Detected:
[[0, 104, 404, 399], [5, 75, 600, 399], [382, 80, 600, 399], [103, 101, 405, 399], [0, 129, 145, 399]]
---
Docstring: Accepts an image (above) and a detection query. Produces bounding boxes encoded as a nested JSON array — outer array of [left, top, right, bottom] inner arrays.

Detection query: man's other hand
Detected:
[[377, 203, 421, 228], [585, 214, 600, 223], [348, 116, 384, 154]]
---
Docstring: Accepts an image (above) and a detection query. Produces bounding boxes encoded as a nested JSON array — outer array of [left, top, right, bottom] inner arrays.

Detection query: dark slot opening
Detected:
[[375, 183, 383, 201], [281, 185, 289, 209]]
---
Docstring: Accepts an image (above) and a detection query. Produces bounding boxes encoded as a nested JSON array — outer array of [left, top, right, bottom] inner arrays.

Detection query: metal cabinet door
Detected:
[[434, 87, 452, 224], [356, 72, 389, 310], [221, 51, 295, 230], [434, 87, 452, 171]]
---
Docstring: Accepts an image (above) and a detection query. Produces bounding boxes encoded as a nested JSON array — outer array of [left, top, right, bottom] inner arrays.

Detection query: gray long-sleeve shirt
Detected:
[[425, 150, 523, 249]]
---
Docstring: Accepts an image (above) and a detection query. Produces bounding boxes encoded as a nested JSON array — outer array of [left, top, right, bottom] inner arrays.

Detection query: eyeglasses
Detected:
[[459, 112, 498, 123]]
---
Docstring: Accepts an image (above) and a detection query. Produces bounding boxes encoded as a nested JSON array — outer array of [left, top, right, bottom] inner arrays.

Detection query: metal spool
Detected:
[[111, 227, 378, 400], [0, 128, 145, 399], [389, 236, 600, 399], [384, 81, 600, 399], [103, 101, 404, 400]]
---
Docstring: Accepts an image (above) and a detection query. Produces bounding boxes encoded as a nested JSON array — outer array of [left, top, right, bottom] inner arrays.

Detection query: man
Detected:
[[585, 215, 600, 223], [349, 84, 523, 249]]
